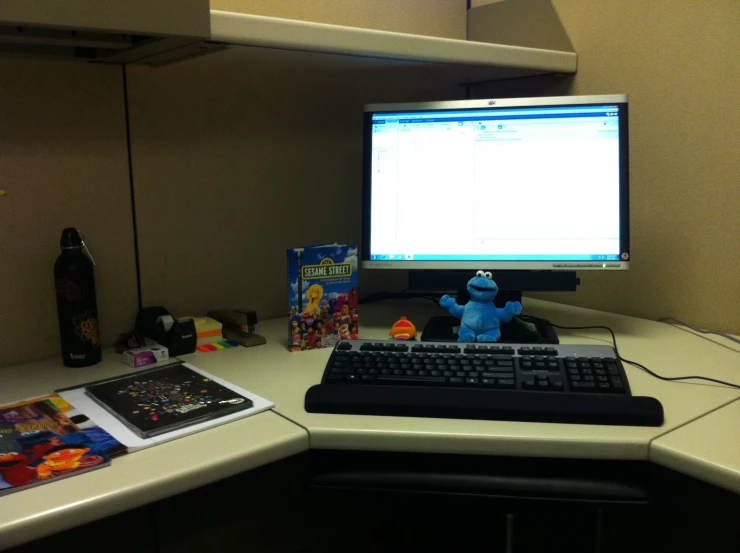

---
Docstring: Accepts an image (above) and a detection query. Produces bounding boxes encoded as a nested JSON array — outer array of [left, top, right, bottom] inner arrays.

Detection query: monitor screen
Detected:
[[361, 95, 629, 271]]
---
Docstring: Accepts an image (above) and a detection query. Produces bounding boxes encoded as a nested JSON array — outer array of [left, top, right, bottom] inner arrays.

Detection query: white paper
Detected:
[[58, 362, 274, 451]]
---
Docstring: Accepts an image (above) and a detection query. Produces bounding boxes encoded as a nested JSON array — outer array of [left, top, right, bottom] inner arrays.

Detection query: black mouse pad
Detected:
[[85, 363, 252, 438]]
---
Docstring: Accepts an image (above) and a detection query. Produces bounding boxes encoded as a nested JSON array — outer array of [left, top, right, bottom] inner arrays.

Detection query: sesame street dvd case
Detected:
[[287, 244, 359, 351]]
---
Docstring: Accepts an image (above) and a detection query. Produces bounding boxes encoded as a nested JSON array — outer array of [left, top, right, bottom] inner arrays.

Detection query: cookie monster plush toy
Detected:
[[439, 270, 522, 343]]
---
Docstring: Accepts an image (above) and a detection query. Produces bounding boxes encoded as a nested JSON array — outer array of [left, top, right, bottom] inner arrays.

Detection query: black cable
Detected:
[[121, 65, 143, 311], [522, 316, 740, 390]]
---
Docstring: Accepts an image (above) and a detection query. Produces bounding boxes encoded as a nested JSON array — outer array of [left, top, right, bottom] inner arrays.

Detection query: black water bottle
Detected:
[[54, 228, 101, 367]]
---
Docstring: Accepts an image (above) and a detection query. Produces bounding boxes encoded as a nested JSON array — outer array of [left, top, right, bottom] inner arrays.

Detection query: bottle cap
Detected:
[[60, 227, 82, 249], [60, 227, 95, 266]]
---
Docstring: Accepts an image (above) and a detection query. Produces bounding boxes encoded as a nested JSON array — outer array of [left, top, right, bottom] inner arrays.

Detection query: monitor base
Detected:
[[421, 315, 559, 344]]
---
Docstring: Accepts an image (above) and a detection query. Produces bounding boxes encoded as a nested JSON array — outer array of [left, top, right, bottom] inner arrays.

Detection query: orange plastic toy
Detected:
[[389, 316, 417, 341]]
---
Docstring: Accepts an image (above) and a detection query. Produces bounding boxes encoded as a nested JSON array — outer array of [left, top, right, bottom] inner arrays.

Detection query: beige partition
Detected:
[[212, 0, 467, 39], [471, 0, 740, 334], [0, 60, 138, 367], [126, 47, 463, 320]]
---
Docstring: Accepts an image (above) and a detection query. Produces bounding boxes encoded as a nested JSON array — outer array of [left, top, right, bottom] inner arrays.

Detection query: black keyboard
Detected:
[[304, 340, 664, 426]]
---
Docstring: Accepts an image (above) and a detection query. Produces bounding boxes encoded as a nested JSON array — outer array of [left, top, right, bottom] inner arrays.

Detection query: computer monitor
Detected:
[[361, 94, 630, 342]]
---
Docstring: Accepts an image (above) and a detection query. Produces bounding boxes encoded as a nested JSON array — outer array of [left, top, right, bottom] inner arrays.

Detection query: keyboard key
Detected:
[[465, 378, 479, 385], [571, 381, 596, 390], [496, 359, 514, 367], [497, 379, 516, 389], [331, 367, 352, 374], [468, 372, 479, 378], [549, 378, 564, 389], [361, 375, 374, 381], [377, 376, 447, 385], [336, 342, 352, 351], [449, 377, 463, 384], [482, 371, 514, 378], [522, 378, 536, 389]]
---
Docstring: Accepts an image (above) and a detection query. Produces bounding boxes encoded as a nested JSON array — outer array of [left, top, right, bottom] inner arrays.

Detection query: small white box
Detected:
[[122, 344, 169, 368]]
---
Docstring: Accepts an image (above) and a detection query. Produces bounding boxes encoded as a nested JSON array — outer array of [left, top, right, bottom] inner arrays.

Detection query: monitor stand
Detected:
[[419, 291, 559, 344]]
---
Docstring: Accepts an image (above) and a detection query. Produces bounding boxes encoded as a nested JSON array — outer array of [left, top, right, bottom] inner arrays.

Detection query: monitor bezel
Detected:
[[361, 94, 630, 271]]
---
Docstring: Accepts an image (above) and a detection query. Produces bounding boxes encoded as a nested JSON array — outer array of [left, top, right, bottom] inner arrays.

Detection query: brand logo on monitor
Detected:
[[302, 258, 353, 279], [488, 100, 496, 105]]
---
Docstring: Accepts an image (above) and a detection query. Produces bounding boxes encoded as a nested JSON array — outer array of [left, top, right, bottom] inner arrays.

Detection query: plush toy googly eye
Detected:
[[476, 270, 485, 277], [484, 271, 492, 279]]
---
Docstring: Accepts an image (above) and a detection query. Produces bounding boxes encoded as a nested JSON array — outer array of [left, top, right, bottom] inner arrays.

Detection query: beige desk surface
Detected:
[[186, 298, 740, 460], [0, 356, 308, 550], [651, 398, 740, 494], [2, 298, 739, 548]]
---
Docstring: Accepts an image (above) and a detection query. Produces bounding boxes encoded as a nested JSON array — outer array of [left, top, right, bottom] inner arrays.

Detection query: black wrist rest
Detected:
[[305, 384, 664, 427]]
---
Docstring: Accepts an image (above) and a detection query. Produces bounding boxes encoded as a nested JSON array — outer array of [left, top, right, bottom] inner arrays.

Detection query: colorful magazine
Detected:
[[0, 394, 119, 496], [287, 243, 359, 351]]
